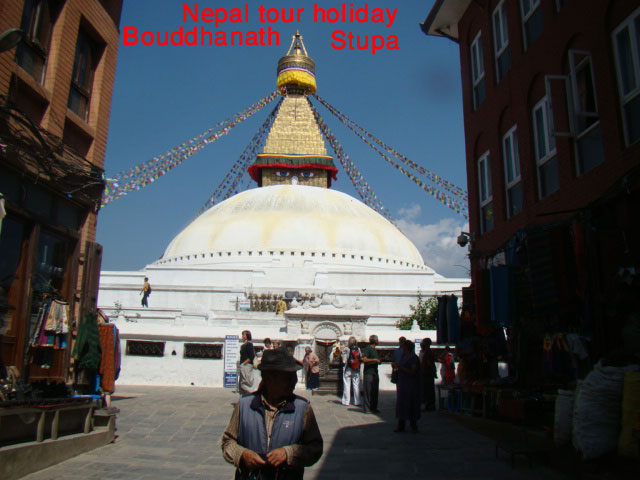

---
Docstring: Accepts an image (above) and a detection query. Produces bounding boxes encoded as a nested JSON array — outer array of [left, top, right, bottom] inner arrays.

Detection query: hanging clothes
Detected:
[[437, 296, 448, 343], [98, 323, 119, 393], [114, 325, 121, 381], [30, 298, 70, 350], [527, 229, 557, 312], [474, 269, 491, 335], [490, 266, 515, 327], [505, 231, 525, 267], [72, 316, 101, 370], [447, 295, 460, 343], [30, 299, 53, 347], [572, 220, 587, 299], [0, 194, 5, 237]]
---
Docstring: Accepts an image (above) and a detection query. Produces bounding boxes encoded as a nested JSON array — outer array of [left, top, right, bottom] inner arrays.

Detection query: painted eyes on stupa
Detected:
[[301, 172, 315, 178], [275, 171, 290, 177]]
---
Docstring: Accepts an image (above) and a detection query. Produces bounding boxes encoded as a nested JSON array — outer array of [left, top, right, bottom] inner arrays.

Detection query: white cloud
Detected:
[[397, 204, 421, 220], [396, 205, 470, 278]]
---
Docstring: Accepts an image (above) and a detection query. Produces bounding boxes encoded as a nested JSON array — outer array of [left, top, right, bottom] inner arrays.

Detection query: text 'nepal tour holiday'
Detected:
[[122, 3, 400, 54]]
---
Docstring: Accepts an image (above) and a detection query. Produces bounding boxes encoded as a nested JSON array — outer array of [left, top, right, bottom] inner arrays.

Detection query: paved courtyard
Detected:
[[23, 386, 564, 479]]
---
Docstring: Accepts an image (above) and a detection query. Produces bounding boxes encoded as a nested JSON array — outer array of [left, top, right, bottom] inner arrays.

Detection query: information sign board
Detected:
[[224, 335, 240, 388]]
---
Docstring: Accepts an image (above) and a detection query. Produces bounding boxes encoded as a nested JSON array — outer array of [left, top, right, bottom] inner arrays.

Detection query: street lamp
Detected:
[[0, 29, 24, 53]]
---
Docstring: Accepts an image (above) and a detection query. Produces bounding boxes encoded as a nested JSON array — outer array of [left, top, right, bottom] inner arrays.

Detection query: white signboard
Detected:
[[224, 335, 240, 388]]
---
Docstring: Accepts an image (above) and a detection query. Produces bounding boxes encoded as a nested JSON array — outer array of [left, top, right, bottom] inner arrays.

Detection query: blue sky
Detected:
[[97, 0, 471, 278]]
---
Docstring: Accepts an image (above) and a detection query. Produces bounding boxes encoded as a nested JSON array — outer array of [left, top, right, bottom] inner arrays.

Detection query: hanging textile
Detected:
[[527, 229, 557, 312], [0, 194, 5, 237], [437, 296, 448, 343], [490, 266, 515, 327], [72, 314, 101, 370], [98, 323, 119, 393], [115, 326, 121, 381], [29, 298, 53, 348], [473, 269, 491, 335], [29, 298, 70, 350], [447, 295, 460, 343]]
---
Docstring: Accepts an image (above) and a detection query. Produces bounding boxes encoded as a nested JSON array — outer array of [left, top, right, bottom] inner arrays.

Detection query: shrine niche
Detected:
[[284, 293, 370, 343], [312, 322, 342, 341]]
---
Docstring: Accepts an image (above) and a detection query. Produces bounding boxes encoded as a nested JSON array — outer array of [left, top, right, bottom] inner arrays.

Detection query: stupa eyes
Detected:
[[275, 171, 290, 177], [301, 172, 315, 178]]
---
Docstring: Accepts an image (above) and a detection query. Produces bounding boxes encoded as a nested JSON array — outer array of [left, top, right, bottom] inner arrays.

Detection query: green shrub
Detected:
[[397, 293, 437, 330]]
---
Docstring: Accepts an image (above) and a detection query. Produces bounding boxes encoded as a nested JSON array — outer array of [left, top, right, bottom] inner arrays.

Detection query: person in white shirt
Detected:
[[341, 336, 362, 406]]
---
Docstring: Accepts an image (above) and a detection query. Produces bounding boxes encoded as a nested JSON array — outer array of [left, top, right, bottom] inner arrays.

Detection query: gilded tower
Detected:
[[248, 32, 338, 188]]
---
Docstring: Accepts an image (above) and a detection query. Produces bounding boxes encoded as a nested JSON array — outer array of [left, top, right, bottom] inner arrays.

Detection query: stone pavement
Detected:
[[23, 386, 565, 480]]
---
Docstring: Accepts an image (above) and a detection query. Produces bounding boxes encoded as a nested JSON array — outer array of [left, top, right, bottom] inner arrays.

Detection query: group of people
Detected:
[[340, 335, 382, 414], [339, 335, 448, 429], [223, 337, 323, 479], [389, 336, 441, 433], [237, 331, 321, 396], [223, 331, 456, 478]]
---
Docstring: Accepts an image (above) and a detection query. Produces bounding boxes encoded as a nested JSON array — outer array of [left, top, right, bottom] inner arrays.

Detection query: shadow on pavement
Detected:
[[311, 391, 559, 480]]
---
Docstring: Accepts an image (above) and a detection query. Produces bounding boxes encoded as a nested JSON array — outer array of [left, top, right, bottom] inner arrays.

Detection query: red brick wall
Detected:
[[1, 0, 121, 235], [0, 1, 122, 353], [456, 0, 640, 260]]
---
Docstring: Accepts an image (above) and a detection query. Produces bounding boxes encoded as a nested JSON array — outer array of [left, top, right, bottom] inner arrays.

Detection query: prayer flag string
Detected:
[[198, 97, 283, 215], [312, 94, 469, 219], [101, 92, 279, 206], [308, 99, 396, 225]]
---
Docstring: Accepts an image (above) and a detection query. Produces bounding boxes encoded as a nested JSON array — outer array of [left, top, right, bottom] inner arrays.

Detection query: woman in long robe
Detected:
[[393, 339, 421, 433]]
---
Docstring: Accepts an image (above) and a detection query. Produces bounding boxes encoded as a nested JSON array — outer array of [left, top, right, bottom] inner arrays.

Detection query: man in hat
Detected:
[[222, 348, 323, 479]]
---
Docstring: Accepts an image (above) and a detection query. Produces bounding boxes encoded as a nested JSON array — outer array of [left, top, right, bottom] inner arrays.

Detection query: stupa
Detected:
[[98, 33, 469, 388]]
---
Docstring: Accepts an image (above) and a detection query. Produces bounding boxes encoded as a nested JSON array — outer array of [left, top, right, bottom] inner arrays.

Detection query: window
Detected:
[[493, 0, 510, 82], [68, 29, 101, 121], [477, 152, 494, 233], [126, 340, 165, 357], [184, 343, 222, 359], [15, 0, 60, 83], [568, 51, 604, 174], [613, 8, 640, 145], [520, 0, 543, 50], [470, 32, 486, 109], [502, 127, 522, 218], [532, 97, 559, 198]]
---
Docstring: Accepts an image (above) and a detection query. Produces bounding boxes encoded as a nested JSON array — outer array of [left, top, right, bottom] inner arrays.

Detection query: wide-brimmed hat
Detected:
[[258, 348, 302, 372]]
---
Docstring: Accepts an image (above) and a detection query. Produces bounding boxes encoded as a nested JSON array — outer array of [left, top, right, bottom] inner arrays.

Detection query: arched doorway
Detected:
[[312, 322, 342, 395]]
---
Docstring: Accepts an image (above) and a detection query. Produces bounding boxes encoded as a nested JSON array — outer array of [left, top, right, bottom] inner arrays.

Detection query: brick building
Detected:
[[0, 0, 122, 383], [423, 1, 640, 383]]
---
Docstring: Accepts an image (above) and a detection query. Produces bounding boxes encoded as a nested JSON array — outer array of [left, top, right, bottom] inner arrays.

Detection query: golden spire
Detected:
[[248, 33, 337, 188], [276, 31, 317, 94]]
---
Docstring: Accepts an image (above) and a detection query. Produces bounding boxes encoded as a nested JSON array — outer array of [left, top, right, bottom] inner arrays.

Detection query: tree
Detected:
[[397, 293, 437, 330]]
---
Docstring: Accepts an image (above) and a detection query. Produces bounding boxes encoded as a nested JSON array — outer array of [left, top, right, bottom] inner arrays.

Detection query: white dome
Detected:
[[158, 185, 428, 270]]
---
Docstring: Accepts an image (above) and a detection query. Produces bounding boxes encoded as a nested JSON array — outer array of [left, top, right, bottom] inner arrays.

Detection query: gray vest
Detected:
[[236, 393, 309, 480]]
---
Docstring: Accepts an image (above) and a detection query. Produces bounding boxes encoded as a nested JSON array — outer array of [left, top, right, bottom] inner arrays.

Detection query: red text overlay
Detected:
[[122, 3, 400, 54]]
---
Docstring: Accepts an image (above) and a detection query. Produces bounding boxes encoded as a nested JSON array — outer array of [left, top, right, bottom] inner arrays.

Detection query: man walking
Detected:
[[341, 336, 362, 406], [362, 335, 381, 413], [222, 348, 323, 479], [140, 277, 151, 308]]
